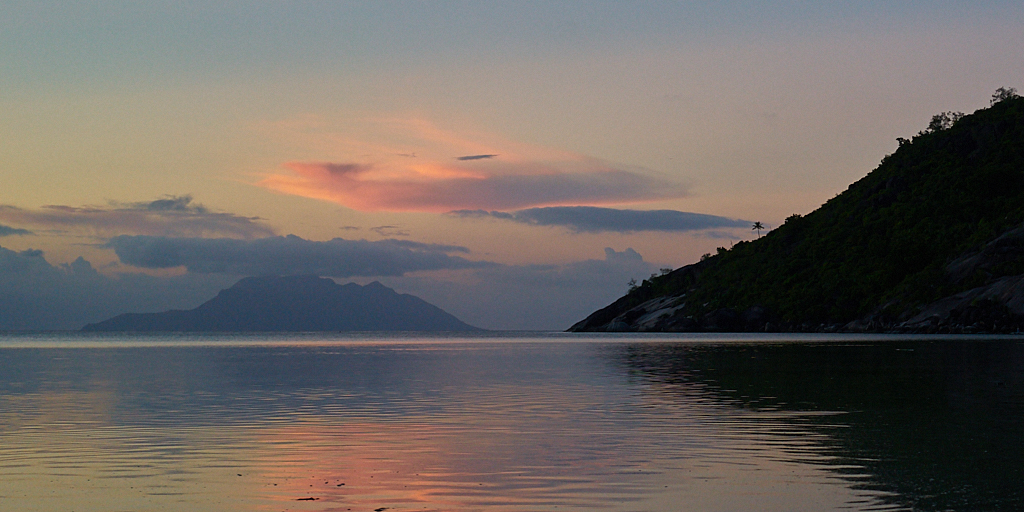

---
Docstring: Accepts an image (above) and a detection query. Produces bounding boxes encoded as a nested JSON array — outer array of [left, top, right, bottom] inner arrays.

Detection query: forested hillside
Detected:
[[573, 89, 1024, 333]]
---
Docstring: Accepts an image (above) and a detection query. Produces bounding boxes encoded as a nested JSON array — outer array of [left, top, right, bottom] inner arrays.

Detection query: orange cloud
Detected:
[[257, 118, 688, 212]]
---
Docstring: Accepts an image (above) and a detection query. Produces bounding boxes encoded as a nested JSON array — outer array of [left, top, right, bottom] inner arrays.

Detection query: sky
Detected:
[[1, 1, 1022, 330]]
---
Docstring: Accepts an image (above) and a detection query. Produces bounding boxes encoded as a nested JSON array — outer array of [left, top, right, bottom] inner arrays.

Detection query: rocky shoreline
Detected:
[[570, 271, 1024, 335]]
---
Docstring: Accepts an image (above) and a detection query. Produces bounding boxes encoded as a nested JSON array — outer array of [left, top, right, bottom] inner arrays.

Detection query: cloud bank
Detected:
[[106, 235, 488, 277], [0, 240, 659, 331], [99, 233, 658, 329], [0, 196, 274, 238], [0, 245, 235, 330], [452, 206, 749, 233], [381, 247, 658, 330]]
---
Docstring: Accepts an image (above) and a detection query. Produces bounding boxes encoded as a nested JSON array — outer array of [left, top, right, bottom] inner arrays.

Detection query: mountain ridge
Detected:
[[82, 275, 480, 332]]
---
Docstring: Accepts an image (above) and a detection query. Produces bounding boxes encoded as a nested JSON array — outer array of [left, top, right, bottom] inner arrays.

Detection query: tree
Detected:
[[752, 221, 765, 238], [991, 87, 1019, 106], [924, 111, 964, 134]]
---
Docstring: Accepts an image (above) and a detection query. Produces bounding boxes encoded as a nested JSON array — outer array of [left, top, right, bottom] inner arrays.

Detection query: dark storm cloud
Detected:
[[0, 224, 32, 237], [455, 154, 498, 161], [105, 235, 490, 277], [0, 195, 274, 239], [450, 206, 749, 233]]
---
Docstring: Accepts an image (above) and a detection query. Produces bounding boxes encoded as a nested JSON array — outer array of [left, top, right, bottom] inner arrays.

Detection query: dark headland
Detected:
[[572, 90, 1024, 334], [82, 275, 480, 332]]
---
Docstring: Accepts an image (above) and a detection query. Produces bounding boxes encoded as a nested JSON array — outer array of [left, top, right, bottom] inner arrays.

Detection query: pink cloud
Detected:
[[259, 158, 687, 212], [255, 117, 688, 212]]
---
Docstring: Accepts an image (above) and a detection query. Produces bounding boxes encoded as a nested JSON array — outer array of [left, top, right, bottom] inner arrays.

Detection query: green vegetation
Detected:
[[595, 91, 1024, 329]]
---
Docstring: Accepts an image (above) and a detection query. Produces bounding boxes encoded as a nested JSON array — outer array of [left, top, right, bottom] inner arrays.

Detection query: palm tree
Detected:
[[752, 221, 765, 238]]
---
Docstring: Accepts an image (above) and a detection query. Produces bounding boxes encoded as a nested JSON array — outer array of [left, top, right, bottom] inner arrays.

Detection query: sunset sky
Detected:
[[2, 2, 1022, 330]]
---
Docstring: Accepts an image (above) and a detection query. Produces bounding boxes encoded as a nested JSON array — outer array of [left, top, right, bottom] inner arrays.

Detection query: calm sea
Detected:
[[0, 332, 1021, 512]]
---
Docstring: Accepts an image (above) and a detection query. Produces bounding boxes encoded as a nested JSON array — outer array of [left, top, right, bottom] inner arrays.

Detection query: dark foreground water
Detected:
[[0, 333, 1022, 512]]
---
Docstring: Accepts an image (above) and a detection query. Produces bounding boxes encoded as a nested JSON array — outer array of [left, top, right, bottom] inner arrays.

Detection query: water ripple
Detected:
[[3, 335, 1018, 511]]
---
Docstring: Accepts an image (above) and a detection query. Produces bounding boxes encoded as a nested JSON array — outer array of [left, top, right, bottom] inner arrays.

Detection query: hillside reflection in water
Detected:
[[0, 334, 1020, 511], [615, 340, 1024, 511]]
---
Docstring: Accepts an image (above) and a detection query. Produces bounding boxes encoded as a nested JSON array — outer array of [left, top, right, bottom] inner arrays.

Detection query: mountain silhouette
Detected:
[[82, 275, 480, 332]]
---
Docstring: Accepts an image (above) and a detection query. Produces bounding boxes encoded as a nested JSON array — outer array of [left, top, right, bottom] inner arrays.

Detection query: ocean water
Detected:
[[0, 332, 1021, 512]]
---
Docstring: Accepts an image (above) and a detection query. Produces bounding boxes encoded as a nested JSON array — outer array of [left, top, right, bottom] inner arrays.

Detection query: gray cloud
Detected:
[[451, 206, 749, 233], [0, 195, 274, 239], [130, 195, 209, 212], [0, 224, 32, 237], [455, 154, 498, 161], [105, 235, 489, 277]]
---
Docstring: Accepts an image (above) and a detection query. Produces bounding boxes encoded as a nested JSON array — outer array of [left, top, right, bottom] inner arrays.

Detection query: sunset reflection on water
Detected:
[[4, 334, 1017, 511]]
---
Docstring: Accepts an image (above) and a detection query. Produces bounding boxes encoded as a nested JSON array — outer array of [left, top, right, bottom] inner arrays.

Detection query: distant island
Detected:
[[572, 89, 1024, 334], [82, 275, 480, 332]]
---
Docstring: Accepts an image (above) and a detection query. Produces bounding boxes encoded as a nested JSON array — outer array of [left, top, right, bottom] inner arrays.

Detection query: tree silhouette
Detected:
[[752, 221, 765, 238], [924, 111, 964, 133], [991, 87, 1019, 106]]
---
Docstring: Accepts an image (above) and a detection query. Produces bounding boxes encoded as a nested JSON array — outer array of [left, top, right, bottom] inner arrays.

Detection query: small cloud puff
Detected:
[[450, 206, 749, 233], [370, 225, 410, 237]]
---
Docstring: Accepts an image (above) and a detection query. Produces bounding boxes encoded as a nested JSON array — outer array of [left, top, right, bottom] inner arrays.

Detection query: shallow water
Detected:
[[0, 332, 1021, 511]]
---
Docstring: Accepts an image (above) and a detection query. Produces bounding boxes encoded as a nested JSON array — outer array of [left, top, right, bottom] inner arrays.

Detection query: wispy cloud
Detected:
[[370, 225, 410, 237], [450, 206, 749, 233], [257, 118, 687, 212], [105, 235, 489, 277], [456, 154, 498, 161], [0, 196, 274, 239], [0, 224, 32, 237]]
